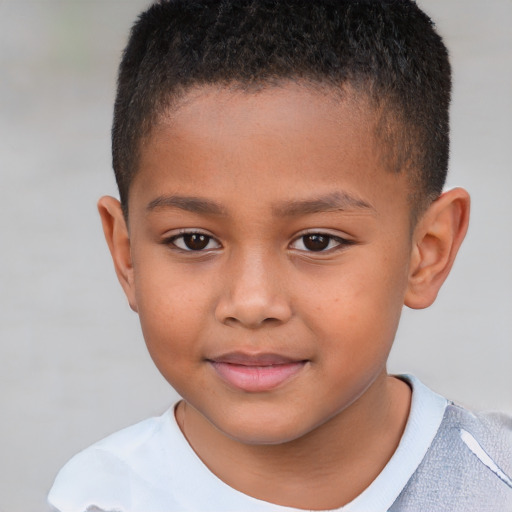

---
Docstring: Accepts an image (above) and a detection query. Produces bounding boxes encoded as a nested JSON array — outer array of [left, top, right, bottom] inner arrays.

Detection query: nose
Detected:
[[214, 249, 293, 329]]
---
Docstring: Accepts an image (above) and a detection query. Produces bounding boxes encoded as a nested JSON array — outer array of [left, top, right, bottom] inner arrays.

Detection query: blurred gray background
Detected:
[[1, 1, 511, 510]]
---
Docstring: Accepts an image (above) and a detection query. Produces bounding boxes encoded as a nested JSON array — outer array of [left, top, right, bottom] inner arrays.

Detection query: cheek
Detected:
[[300, 249, 409, 346], [133, 245, 211, 317], [132, 262, 211, 367]]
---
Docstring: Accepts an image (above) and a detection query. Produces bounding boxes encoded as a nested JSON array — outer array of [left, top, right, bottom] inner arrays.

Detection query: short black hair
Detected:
[[112, 0, 451, 217]]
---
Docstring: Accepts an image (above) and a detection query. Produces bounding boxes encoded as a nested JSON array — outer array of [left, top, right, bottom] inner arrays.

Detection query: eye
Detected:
[[168, 232, 221, 251], [290, 233, 351, 252]]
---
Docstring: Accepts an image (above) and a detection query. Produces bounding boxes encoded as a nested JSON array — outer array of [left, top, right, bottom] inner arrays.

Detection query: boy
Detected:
[[48, 0, 512, 510]]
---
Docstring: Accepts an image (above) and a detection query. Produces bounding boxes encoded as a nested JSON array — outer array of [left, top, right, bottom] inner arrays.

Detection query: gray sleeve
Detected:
[[389, 405, 512, 512]]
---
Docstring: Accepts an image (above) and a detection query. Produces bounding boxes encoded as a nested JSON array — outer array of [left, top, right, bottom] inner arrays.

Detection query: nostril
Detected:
[[262, 317, 283, 325], [213, 267, 293, 327], [222, 315, 283, 329]]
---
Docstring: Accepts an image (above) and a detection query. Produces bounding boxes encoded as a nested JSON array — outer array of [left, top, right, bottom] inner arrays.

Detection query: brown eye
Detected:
[[290, 233, 352, 253], [169, 233, 221, 251], [302, 234, 330, 251], [183, 234, 210, 250]]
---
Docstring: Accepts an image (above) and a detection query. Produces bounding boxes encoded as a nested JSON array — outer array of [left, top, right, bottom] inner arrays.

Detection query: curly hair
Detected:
[[112, 0, 451, 217]]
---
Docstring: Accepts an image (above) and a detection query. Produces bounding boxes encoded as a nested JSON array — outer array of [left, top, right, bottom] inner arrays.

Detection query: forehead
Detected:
[[132, 83, 409, 219]]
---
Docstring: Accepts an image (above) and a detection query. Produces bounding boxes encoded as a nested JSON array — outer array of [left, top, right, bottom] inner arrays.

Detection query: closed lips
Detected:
[[208, 354, 308, 392]]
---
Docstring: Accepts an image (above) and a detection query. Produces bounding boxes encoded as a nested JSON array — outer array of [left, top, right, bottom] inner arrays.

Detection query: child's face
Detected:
[[123, 84, 415, 444]]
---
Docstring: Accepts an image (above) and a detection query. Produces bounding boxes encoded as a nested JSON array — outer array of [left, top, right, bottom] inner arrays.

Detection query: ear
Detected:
[[405, 187, 470, 309], [97, 196, 138, 312]]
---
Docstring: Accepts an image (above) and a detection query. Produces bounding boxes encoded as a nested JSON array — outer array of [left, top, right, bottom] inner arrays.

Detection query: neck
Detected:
[[176, 374, 411, 510]]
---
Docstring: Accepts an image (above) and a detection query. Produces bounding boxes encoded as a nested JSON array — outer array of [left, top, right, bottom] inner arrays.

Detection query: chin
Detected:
[[225, 426, 307, 446], [211, 410, 321, 446]]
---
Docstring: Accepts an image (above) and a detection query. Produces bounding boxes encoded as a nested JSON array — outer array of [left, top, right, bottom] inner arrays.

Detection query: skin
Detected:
[[99, 84, 470, 510]]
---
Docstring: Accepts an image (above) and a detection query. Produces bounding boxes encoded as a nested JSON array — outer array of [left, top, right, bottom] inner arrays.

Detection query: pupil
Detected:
[[184, 234, 209, 250], [304, 234, 329, 251]]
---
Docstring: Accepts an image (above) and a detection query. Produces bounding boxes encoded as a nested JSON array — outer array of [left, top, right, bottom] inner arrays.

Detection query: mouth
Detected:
[[207, 352, 308, 392]]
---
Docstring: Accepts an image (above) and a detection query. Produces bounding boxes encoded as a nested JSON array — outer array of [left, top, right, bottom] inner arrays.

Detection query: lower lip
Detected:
[[210, 361, 307, 392]]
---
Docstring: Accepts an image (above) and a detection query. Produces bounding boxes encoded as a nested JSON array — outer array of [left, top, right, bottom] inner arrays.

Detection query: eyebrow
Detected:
[[146, 195, 226, 215], [146, 191, 374, 217], [272, 192, 375, 216]]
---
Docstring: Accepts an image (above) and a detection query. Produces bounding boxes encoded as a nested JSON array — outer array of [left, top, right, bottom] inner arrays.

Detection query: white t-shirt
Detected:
[[48, 376, 448, 511]]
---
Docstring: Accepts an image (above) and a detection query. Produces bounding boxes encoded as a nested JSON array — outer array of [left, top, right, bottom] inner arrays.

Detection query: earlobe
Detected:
[[404, 187, 470, 309], [97, 196, 138, 312]]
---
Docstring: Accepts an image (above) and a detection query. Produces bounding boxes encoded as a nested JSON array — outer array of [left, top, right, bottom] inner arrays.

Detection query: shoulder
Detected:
[[449, 405, 512, 483], [47, 405, 287, 512], [48, 408, 180, 512], [391, 402, 512, 511]]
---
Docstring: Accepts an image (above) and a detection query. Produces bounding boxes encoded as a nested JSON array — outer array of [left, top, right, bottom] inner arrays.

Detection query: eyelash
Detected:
[[289, 232, 354, 253], [163, 230, 354, 254], [163, 231, 221, 252]]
